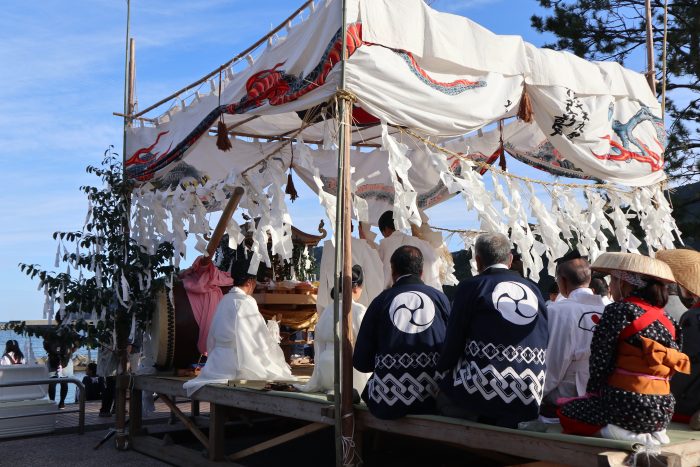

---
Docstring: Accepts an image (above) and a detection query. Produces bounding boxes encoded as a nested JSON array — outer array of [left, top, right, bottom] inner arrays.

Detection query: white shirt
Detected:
[[377, 231, 442, 290], [183, 287, 294, 396], [544, 287, 607, 403], [0, 352, 25, 365], [296, 300, 369, 394], [317, 238, 385, 314]]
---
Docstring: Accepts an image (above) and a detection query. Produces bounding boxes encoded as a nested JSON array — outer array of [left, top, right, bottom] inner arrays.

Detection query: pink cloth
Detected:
[[614, 367, 670, 381], [180, 256, 234, 354]]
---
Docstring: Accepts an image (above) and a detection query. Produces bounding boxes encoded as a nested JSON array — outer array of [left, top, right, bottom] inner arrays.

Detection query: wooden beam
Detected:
[[158, 393, 210, 450], [129, 386, 143, 437], [226, 114, 260, 131], [228, 422, 327, 461], [209, 403, 228, 461], [203, 186, 245, 262]]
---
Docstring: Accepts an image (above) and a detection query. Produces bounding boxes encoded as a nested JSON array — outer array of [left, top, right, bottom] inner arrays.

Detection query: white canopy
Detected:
[[126, 0, 679, 279]]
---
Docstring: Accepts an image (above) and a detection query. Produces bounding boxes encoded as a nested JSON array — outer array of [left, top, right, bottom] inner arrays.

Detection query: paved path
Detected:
[[1, 430, 169, 466]]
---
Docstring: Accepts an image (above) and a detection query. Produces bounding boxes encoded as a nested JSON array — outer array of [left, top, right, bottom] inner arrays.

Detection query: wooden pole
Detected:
[[330, 0, 355, 464], [202, 186, 245, 264], [116, 2, 134, 451], [661, 0, 669, 122], [644, 0, 656, 93]]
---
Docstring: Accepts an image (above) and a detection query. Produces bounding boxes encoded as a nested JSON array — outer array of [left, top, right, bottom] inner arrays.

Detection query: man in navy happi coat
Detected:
[[354, 245, 450, 419], [437, 233, 548, 428]]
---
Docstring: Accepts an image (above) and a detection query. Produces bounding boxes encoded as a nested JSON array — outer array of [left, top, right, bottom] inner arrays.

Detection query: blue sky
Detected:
[[0, 0, 578, 322]]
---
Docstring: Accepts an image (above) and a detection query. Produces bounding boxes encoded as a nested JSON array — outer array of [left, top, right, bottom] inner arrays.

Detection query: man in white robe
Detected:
[[316, 236, 384, 314], [543, 252, 606, 406], [183, 264, 294, 397], [373, 211, 442, 291]]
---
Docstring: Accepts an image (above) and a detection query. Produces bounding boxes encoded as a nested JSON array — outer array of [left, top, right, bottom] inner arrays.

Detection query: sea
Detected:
[[0, 329, 92, 404]]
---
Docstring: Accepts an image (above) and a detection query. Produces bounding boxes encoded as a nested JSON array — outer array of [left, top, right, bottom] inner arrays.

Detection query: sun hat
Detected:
[[656, 249, 700, 297], [591, 252, 675, 283]]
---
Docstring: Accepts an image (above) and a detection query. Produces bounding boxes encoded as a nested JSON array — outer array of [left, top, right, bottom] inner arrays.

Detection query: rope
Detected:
[[335, 89, 357, 104], [427, 224, 484, 235], [341, 412, 361, 466], [400, 127, 664, 193]]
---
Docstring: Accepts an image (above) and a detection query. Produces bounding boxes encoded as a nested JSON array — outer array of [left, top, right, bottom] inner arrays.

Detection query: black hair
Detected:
[[378, 211, 395, 233], [230, 245, 257, 286], [4, 340, 23, 362], [390, 246, 423, 277], [87, 362, 97, 375], [590, 276, 609, 297], [632, 278, 669, 308], [330, 265, 364, 300], [548, 282, 559, 295]]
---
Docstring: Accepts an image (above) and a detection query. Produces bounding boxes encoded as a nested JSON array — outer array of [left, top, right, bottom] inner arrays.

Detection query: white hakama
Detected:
[[296, 301, 369, 394], [183, 288, 294, 397], [316, 238, 385, 313]]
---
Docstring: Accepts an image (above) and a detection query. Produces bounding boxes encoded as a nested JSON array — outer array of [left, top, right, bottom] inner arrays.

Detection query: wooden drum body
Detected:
[[152, 281, 202, 370]]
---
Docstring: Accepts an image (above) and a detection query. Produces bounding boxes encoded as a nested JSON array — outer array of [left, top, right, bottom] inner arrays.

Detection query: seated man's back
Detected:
[[543, 253, 605, 406], [354, 246, 450, 419], [438, 233, 548, 428]]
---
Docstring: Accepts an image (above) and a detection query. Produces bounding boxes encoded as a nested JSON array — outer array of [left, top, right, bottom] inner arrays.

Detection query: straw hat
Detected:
[[591, 252, 676, 283], [656, 249, 700, 297]]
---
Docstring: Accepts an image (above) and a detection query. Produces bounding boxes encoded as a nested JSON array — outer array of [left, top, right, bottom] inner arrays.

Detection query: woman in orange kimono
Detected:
[[558, 253, 690, 445]]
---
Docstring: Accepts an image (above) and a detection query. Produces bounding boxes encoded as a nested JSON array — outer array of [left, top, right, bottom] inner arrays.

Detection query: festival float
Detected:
[[110, 0, 698, 465]]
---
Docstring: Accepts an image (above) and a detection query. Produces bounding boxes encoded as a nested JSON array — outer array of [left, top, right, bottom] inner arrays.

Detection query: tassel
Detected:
[[517, 84, 533, 123], [285, 170, 299, 202], [498, 120, 507, 171], [216, 120, 232, 151]]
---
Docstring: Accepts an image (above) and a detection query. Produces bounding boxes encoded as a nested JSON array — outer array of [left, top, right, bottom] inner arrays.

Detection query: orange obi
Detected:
[[608, 336, 691, 395]]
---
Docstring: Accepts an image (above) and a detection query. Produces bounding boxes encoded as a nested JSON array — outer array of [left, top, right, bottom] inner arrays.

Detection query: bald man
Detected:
[[543, 252, 607, 408]]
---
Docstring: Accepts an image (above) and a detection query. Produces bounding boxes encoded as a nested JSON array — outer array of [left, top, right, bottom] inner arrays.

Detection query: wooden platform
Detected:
[[129, 375, 700, 466]]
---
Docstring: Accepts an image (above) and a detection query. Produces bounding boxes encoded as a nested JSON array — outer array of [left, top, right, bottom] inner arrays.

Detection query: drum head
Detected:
[[151, 288, 175, 369]]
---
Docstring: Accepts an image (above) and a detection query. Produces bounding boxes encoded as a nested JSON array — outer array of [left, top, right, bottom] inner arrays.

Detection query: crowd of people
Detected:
[[181, 209, 700, 446], [4, 208, 699, 446]]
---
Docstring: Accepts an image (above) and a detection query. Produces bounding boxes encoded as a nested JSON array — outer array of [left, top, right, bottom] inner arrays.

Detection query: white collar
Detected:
[[568, 287, 594, 299], [483, 263, 509, 271]]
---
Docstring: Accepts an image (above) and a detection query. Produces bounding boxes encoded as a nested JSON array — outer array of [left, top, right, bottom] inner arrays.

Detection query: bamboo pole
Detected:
[[644, 0, 656, 93], [131, 0, 314, 119]]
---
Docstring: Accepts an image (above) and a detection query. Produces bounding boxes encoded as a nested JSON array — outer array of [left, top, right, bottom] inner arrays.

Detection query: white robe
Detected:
[[377, 231, 442, 290], [296, 301, 369, 394], [543, 287, 607, 403], [183, 287, 294, 397], [317, 238, 385, 313]]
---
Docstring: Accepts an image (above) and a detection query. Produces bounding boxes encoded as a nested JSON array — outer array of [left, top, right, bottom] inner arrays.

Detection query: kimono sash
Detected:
[[609, 336, 690, 395]]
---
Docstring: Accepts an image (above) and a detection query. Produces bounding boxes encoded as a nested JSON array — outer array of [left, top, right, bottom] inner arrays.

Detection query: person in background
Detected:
[[590, 275, 613, 305], [43, 330, 77, 409], [546, 282, 561, 306], [664, 283, 688, 322], [1, 340, 26, 365], [559, 252, 688, 445], [542, 252, 606, 414], [79, 362, 104, 402], [354, 246, 450, 419], [297, 265, 369, 396], [656, 249, 700, 428], [437, 233, 548, 428], [374, 211, 443, 291]]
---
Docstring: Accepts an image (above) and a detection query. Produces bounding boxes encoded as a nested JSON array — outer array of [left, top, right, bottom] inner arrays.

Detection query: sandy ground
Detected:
[[1, 430, 168, 466]]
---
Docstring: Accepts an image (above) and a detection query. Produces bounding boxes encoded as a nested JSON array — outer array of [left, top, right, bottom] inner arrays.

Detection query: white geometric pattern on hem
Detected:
[[367, 371, 442, 406], [464, 339, 546, 365], [452, 359, 545, 406], [374, 352, 440, 370]]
